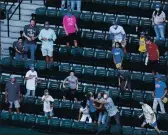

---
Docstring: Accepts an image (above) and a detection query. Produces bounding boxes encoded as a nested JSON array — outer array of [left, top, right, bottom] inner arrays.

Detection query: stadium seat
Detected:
[[59, 63, 72, 78], [24, 60, 35, 69], [132, 90, 144, 108], [146, 129, 158, 135], [94, 50, 107, 66], [151, 1, 162, 10], [131, 71, 143, 90], [128, 16, 139, 26], [144, 91, 153, 106], [119, 91, 132, 107], [0, 73, 10, 91], [134, 127, 146, 135], [46, 9, 57, 17], [127, 0, 139, 8], [60, 119, 73, 132], [116, 15, 128, 25], [139, 0, 151, 9], [11, 113, 25, 126], [0, 110, 13, 125], [139, 18, 152, 27], [35, 97, 43, 114], [82, 66, 95, 82], [71, 121, 85, 133], [120, 107, 133, 126], [36, 7, 46, 15], [84, 123, 97, 133], [22, 96, 36, 113], [143, 73, 154, 91], [132, 108, 143, 127], [96, 86, 108, 94], [24, 114, 37, 126], [53, 99, 60, 109], [12, 60, 24, 74], [157, 113, 168, 130], [106, 69, 118, 86], [1, 57, 12, 72], [109, 87, 120, 101], [83, 85, 96, 94], [115, 0, 128, 6], [48, 117, 61, 133], [94, 67, 107, 83], [71, 64, 83, 76], [109, 124, 122, 135], [163, 3, 168, 11], [36, 115, 49, 130], [130, 53, 144, 71], [36, 78, 48, 97], [104, 0, 116, 5], [122, 126, 134, 135]]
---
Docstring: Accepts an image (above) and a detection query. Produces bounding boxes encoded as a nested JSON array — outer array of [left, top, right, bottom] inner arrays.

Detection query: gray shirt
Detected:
[[104, 97, 118, 117], [65, 76, 78, 89], [5, 82, 20, 101], [24, 25, 39, 44]]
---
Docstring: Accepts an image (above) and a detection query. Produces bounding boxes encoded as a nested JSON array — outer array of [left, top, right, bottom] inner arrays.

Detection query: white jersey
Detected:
[[42, 95, 54, 112], [109, 25, 126, 42], [142, 104, 156, 124], [79, 106, 92, 123], [25, 70, 38, 91]]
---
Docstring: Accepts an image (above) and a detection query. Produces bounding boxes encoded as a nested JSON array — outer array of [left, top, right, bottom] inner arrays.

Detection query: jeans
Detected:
[[15, 53, 23, 61], [24, 43, 36, 61], [61, 0, 70, 9], [71, 0, 81, 12], [154, 23, 166, 41], [153, 98, 165, 113], [98, 111, 107, 124], [25, 89, 35, 97], [44, 110, 53, 117]]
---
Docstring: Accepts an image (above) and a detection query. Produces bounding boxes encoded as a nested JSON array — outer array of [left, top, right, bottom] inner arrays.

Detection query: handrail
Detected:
[[7, 0, 23, 37]]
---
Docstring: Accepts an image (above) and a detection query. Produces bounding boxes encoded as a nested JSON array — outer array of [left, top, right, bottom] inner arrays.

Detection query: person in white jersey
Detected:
[[42, 89, 54, 118], [139, 101, 161, 135], [78, 100, 92, 123], [25, 65, 38, 97], [109, 21, 126, 53], [38, 21, 56, 69]]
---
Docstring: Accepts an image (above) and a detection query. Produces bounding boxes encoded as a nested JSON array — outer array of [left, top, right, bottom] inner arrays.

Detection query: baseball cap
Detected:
[[155, 74, 161, 79], [104, 91, 109, 95], [10, 75, 15, 79], [140, 32, 145, 36], [155, 4, 161, 8]]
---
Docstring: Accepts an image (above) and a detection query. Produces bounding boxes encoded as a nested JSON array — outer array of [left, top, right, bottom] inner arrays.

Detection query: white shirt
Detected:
[[38, 28, 57, 48], [109, 25, 126, 42], [25, 70, 38, 90], [79, 106, 90, 115], [152, 11, 166, 25], [142, 104, 156, 124], [42, 95, 54, 112]]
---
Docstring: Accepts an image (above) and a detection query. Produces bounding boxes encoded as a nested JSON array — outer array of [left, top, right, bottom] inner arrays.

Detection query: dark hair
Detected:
[[18, 37, 22, 41], [30, 19, 35, 22], [154, 10, 163, 17], [146, 36, 152, 41], [70, 70, 74, 73], [80, 100, 87, 108]]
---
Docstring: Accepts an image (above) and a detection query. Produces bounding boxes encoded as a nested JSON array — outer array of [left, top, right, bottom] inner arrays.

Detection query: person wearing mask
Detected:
[[94, 91, 121, 126], [25, 65, 38, 97], [112, 42, 124, 69], [146, 37, 159, 74], [118, 68, 131, 91], [42, 89, 54, 118], [63, 71, 78, 101], [15, 37, 24, 61], [95, 92, 107, 124], [152, 4, 166, 41], [138, 32, 147, 54], [139, 101, 161, 134], [153, 74, 167, 113], [86, 92, 97, 123], [38, 21, 56, 69], [61, 0, 70, 10], [78, 100, 92, 123], [71, 0, 81, 12], [63, 8, 78, 47], [5, 75, 21, 113], [109, 21, 126, 53], [23, 19, 39, 61]]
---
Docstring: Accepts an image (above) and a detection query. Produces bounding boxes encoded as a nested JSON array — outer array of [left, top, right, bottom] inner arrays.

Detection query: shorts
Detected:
[[66, 89, 76, 100], [148, 60, 159, 72], [90, 111, 97, 122], [143, 120, 158, 128], [112, 40, 126, 48], [44, 110, 53, 117], [41, 46, 53, 57], [9, 100, 20, 109], [80, 114, 92, 123], [66, 32, 77, 43]]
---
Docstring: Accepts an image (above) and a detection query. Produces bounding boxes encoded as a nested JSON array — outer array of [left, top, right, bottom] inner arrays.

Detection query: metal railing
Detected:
[[7, 0, 23, 37]]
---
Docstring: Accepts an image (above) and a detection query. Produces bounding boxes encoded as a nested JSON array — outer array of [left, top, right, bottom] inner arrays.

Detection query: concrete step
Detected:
[[4, 19, 29, 27], [1, 31, 20, 38], [22, 0, 44, 6], [1, 37, 17, 44], [1, 25, 23, 33], [9, 14, 32, 21], [20, 3, 44, 10]]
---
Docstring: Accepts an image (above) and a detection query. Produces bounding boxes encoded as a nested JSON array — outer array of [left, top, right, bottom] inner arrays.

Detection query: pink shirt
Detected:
[[63, 15, 76, 34]]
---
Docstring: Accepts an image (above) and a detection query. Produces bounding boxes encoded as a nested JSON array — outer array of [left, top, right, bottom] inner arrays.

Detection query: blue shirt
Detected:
[[87, 100, 96, 113], [112, 48, 123, 64], [155, 81, 167, 98]]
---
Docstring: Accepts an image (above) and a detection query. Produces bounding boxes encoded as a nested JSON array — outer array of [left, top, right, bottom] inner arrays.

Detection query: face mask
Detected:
[[139, 102, 143, 105], [45, 92, 49, 95], [31, 67, 34, 72], [156, 8, 160, 11], [103, 94, 107, 99]]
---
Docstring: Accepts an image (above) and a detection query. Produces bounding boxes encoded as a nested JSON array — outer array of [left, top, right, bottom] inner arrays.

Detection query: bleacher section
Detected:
[[1, 0, 168, 135]]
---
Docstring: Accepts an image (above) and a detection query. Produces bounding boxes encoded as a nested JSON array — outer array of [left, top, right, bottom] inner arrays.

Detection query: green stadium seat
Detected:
[[132, 108, 143, 127], [60, 119, 73, 131], [122, 126, 134, 135], [36, 79, 48, 96], [120, 108, 133, 125], [106, 69, 118, 86], [92, 13, 104, 23], [36, 115, 49, 130], [11, 113, 25, 126], [48, 117, 61, 133], [140, 18, 152, 27], [72, 11, 81, 18], [59, 100, 72, 109], [128, 16, 139, 26], [23, 96, 36, 104], [83, 85, 96, 94], [139, 0, 151, 9], [82, 48, 95, 58], [35, 97, 43, 106], [48, 80, 62, 99], [119, 91, 132, 107], [104, 0, 116, 5], [0, 3, 6, 10], [59, 45, 69, 54], [134, 127, 146, 135], [144, 91, 153, 105], [1, 57, 12, 71], [0, 110, 13, 125], [109, 124, 122, 135], [57, 28, 66, 37], [35, 7, 46, 15], [115, 0, 128, 6], [80, 12, 92, 22], [157, 113, 168, 130], [131, 71, 143, 90], [0, 73, 10, 91], [84, 123, 97, 133], [24, 60, 35, 69], [71, 64, 83, 75], [94, 49, 107, 60], [46, 9, 57, 17], [72, 121, 85, 133], [94, 67, 107, 77], [57, 10, 67, 17], [53, 99, 60, 108], [72, 102, 81, 110], [104, 14, 116, 24], [127, 0, 139, 8], [163, 3, 168, 11], [143, 73, 154, 91], [96, 86, 108, 94], [24, 114, 36, 124], [132, 90, 144, 108], [59, 100, 73, 118], [35, 61, 47, 70], [109, 87, 120, 101], [12, 60, 24, 73], [146, 129, 158, 135], [116, 15, 128, 25], [82, 65, 95, 76], [130, 53, 144, 71], [59, 63, 71, 73]]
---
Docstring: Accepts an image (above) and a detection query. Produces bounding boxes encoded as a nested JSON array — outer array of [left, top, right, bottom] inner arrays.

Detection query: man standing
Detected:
[[139, 101, 161, 134], [5, 76, 21, 113], [112, 42, 124, 69], [25, 65, 38, 97], [146, 37, 159, 74], [38, 21, 56, 69], [153, 74, 167, 113], [63, 71, 78, 101], [23, 19, 39, 61], [15, 37, 24, 61], [109, 21, 126, 52]]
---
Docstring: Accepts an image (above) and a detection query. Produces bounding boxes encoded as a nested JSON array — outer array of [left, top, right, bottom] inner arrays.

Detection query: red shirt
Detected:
[[147, 43, 159, 61]]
